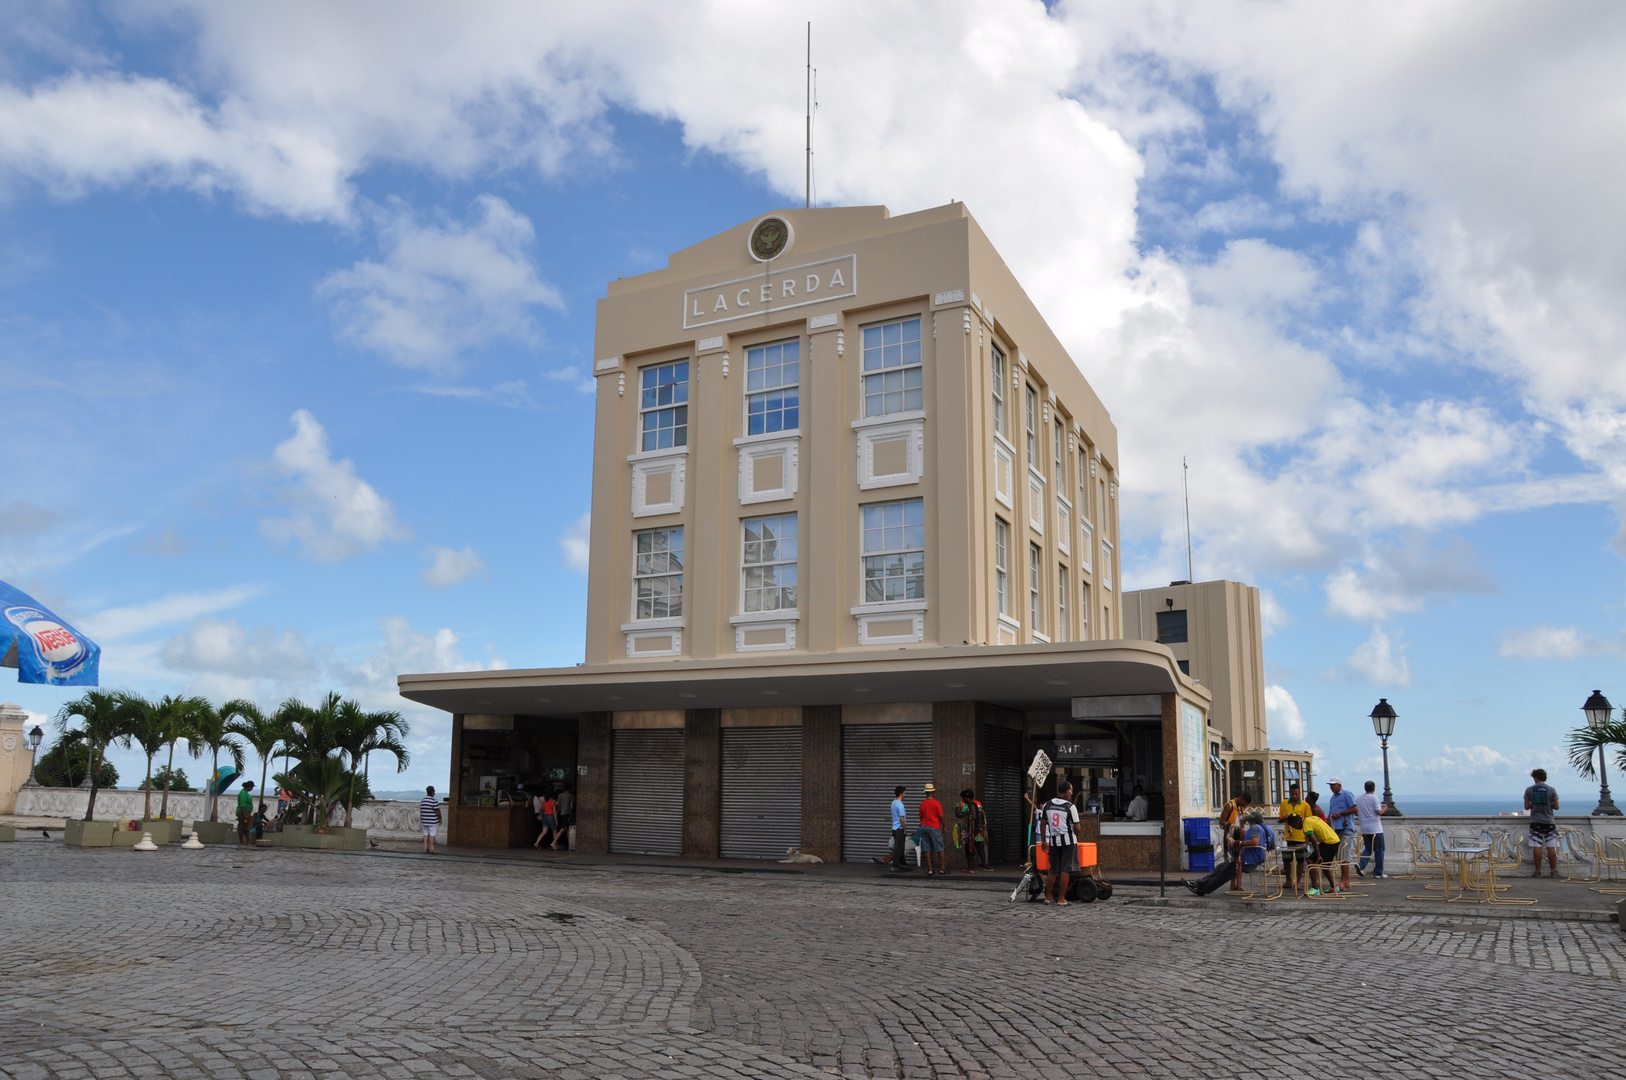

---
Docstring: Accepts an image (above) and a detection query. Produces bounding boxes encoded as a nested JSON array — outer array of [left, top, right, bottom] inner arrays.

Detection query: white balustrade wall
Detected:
[[12, 787, 445, 841]]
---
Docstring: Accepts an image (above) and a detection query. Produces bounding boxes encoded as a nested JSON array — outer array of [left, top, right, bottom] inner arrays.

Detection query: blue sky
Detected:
[[4, 2, 1624, 801]]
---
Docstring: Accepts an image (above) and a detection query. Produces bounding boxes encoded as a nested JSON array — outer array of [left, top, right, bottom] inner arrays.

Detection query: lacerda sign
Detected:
[[683, 254, 857, 330]]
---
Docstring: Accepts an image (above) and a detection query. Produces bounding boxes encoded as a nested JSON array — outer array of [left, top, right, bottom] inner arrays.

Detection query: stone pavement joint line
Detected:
[[1, 843, 1622, 1079]]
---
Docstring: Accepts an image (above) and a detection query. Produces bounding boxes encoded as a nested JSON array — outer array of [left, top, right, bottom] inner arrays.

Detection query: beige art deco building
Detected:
[[400, 204, 1214, 869]]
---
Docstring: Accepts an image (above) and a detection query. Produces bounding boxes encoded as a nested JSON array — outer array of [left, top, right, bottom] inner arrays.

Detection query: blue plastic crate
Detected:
[[1189, 852, 1215, 873], [1182, 816, 1211, 844]]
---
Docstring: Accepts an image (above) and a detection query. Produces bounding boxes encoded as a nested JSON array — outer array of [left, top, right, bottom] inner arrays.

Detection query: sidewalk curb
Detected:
[[1130, 894, 1619, 924]]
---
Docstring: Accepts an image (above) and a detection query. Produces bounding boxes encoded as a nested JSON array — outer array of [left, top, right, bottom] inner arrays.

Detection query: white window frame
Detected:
[[993, 437, 1014, 509], [860, 498, 926, 605], [1056, 497, 1071, 556], [860, 316, 924, 418], [639, 360, 690, 452], [991, 345, 1006, 438], [994, 517, 1010, 617], [1028, 476, 1045, 535], [1101, 538, 1114, 591], [744, 338, 801, 436], [1057, 564, 1069, 643], [632, 526, 684, 621], [1081, 581, 1091, 640], [1025, 384, 1037, 465], [1028, 542, 1043, 638], [741, 514, 798, 615]]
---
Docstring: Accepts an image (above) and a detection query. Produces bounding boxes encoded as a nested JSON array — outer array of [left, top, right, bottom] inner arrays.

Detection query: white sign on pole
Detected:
[[1027, 749, 1052, 788]]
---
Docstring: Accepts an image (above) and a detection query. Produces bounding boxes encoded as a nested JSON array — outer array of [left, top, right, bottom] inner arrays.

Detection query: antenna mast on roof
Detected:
[[805, 22, 812, 209], [1183, 456, 1194, 583]]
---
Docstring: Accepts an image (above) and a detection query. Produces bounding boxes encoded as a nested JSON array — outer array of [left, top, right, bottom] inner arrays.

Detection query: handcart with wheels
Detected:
[[1009, 841, 1113, 903]]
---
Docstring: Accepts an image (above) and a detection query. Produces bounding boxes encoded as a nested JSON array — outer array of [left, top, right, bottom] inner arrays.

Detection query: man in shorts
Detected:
[[420, 786, 442, 854], [1277, 782, 1313, 893], [917, 783, 947, 875], [888, 785, 911, 872], [1301, 811, 1344, 895], [1524, 768, 1560, 876], [1042, 780, 1083, 905]]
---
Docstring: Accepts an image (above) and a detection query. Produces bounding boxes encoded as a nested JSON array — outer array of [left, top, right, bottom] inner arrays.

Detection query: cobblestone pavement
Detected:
[[1, 843, 1621, 1079]]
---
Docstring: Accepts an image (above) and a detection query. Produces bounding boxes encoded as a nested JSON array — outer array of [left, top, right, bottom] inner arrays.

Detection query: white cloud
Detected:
[[319, 195, 562, 373], [6, 3, 1626, 605], [421, 545, 487, 589], [79, 584, 267, 641], [260, 409, 410, 562], [160, 614, 318, 683], [338, 615, 507, 714], [542, 366, 597, 395], [1324, 535, 1496, 622], [1346, 626, 1412, 687], [1258, 590, 1288, 638], [560, 513, 591, 574], [1498, 624, 1620, 661], [1264, 684, 1306, 742], [0, 500, 57, 537]]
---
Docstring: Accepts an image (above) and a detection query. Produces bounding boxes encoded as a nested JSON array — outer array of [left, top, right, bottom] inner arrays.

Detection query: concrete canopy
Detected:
[[398, 639, 1205, 718]]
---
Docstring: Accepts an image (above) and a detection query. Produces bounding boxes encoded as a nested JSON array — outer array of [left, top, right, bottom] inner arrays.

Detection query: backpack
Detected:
[[1241, 823, 1274, 867]]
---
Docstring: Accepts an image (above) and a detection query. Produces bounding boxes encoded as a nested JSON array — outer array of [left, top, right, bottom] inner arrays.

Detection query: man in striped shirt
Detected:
[[420, 787, 443, 854]]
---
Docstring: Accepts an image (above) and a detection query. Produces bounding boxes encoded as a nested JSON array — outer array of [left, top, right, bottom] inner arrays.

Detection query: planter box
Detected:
[[191, 821, 235, 845], [314, 832, 348, 850], [112, 827, 145, 847], [326, 827, 367, 850], [139, 819, 180, 844], [0, 823, 14, 842], [65, 819, 115, 847]]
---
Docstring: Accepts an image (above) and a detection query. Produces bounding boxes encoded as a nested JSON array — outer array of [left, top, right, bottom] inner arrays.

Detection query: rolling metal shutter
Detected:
[[610, 729, 685, 856], [983, 724, 1025, 865], [719, 726, 802, 860], [841, 722, 933, 863]]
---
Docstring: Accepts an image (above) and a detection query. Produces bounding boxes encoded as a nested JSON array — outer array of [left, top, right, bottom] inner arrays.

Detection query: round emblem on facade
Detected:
[[748, 216, 792, 262]]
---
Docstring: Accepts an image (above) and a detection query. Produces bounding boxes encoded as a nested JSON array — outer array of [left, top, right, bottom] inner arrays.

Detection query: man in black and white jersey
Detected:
[[1042, 780, 1083, 906]]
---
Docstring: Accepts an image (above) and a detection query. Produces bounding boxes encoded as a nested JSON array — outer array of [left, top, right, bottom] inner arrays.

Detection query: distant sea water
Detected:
[[1399, 796, 1527, 816]]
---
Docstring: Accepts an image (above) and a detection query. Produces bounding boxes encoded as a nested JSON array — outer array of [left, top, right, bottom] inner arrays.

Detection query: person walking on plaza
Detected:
[[420, 786, 443, 854], [557, 785, 575, 839], [236, 781, 256, 845], [1326, 778, 1358, 889], [1277, 782, 1312, 893], [1524, 769, 1561, 877], [954, 788, 987, 874], [532, 790, 559, 850], [1355, 780, 1387, 878], [1042, 780, 1083, 905], [917, 783, 947, 876], [888, 785, 912, 872]]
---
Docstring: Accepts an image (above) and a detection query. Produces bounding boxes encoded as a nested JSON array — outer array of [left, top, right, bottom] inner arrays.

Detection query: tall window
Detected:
[[746, 340, 799, 435], [1054, 419, 1064, 483], [991, 346, 1006, 437], [1028, 543, 1043, 633], [1025, 385, 1037, 464], [640, 361, 689, 451], [633, 527, 684, 619], [861, 317, 923, 417], [1101, 539, 1113, 591], [994, 517, 1010, 616], [1057, 565, 1069, 642], [861, 498, 925, 602], [1081, 581, 1091, 640], [742, 514, 798, 612]]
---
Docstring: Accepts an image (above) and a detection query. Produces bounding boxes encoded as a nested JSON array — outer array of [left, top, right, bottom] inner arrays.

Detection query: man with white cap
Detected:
[[1325, 778, 1358, 891]]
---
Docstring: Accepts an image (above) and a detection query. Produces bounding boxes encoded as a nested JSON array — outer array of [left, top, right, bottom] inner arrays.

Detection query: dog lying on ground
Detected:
[[778, 847, 823, 864]]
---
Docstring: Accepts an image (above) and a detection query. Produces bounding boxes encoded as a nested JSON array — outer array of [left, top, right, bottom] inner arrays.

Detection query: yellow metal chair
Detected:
[[1559, 828, 1599, 883]]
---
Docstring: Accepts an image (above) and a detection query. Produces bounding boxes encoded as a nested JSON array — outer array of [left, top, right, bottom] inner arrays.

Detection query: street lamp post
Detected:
[[1582, 690, 1621, 816], [1370, 698, 1402, 817], [22, 725, 43, 788]]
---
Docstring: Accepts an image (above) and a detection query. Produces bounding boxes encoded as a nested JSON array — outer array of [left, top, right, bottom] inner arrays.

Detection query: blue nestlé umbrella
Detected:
[[0, 579, 100, 686]]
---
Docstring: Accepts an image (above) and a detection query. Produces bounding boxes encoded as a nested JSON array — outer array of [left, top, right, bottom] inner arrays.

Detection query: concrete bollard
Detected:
[[182, 831, 205, 849], [133, 832, 158, 851]]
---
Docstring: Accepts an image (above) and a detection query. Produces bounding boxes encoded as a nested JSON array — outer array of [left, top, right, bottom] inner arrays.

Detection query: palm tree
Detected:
[[193, 702, 246, 822], [274, 754, 355, 833], [1568, 717, 1626, 782], [154, 695, 212, 820], [54, 690, 131, 822], [333, 699, 409, 828], [222, 699, 286, 816], [118, 692, 166, 820]]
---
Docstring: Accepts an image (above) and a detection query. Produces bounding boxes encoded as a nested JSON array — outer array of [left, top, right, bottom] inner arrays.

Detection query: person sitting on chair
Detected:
[[1232, 811, 1274, 891]]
